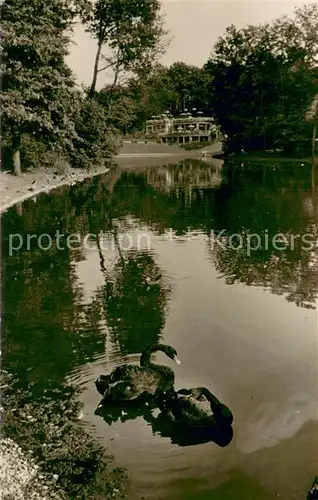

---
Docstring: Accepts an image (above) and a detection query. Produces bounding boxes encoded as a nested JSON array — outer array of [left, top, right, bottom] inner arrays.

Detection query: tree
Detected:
[[305, 94, 318, 161], [1, 0, 83, 175], [205, 3, 318, 155], [82, 0, 166, 96], [120, 64, 172, 131], [165, 62, 211, 114], [120, 62, 212, 132], [270, 2, 318, 65], [97, 84, 138, 134]]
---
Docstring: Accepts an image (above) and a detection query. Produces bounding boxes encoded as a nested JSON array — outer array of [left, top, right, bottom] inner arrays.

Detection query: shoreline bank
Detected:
[[0, 437, 65, 500], [0, 163, 112, 215]]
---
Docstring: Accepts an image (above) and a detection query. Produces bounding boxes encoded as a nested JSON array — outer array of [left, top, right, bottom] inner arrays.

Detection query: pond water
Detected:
[[2, 158, 318, 500]]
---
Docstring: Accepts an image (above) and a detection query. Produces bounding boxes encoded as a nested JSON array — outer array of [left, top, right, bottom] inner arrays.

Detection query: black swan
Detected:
[[147, 386, 234, 447], [155, 387, 233, 426], [95, 343, 181, 402]]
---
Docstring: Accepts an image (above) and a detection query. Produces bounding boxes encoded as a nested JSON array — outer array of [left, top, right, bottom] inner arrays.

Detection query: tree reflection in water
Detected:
[[2, 157, 316, 387], [2, 158, 316, 496], [96, 249, 172, 358], [109, 159, 318, 310], [207, 161, 318, 310], [69, 174, 172, 360]]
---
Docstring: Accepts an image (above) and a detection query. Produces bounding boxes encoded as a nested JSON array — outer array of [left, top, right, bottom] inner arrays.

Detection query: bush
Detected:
[[1, 96, 121, 173], [279, 122, 313, 158], [69, 98, 119, 168], [1, 134, 69, 172], [182, 140, 213, 150]]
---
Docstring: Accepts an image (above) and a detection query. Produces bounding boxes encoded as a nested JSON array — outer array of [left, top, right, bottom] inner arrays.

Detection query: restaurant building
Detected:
[[145, 111, 219, 144]]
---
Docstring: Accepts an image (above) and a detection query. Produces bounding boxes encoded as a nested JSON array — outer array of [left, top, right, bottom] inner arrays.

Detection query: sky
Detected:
[[66, 1, 309, 89]]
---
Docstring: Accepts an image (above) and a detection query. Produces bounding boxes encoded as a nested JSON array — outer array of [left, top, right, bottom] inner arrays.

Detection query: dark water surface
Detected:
[[2, 158, 318, 499]]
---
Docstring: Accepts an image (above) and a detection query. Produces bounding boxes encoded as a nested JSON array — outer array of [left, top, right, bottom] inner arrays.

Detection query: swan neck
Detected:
[[200, 388, 221, 410], [140, 344, 163, 366]]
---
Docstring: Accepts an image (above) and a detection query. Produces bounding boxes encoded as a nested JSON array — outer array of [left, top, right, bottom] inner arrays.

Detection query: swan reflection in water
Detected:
[[95, 386, 234, 448], [94, 396, 156, 426], [147, 408, 233, 447]]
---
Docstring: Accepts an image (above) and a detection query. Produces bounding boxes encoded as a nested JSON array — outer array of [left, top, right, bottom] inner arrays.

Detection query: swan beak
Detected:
[[173, 355, 181, 365]]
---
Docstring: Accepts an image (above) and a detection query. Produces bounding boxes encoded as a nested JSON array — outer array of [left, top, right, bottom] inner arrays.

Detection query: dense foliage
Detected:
[[0, 0, 164, 174], [1, 0, 80, 174], [121, 62, 211, 132], [70, 97, 118, 167], [205, 3, 318, 155]]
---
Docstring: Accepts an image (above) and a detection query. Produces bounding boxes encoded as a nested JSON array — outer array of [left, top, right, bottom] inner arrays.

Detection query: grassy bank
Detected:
[[1, 372, 128, 500], [214, 150, 314, 163]]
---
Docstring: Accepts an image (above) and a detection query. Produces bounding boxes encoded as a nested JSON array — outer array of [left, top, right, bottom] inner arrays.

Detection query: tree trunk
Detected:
[[263, 127, 267, 151], [312, 158, 315, 198], [105, 53, 122, 117], [89, 39, 103, 96], [312, 122, 316, 163], [16, 202, 23, 216], [260, 93, 266, 151], [12, 134, 21, 176], [96, 233, 107, 276], [113, 227, 125, 267]]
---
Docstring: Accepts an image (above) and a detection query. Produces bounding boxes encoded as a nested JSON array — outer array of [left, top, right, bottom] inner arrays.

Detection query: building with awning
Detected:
[[145, 111, 220, 145]]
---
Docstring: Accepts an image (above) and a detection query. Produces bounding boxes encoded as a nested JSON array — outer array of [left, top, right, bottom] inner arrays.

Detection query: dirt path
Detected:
[[0, 164, 111, 215]]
